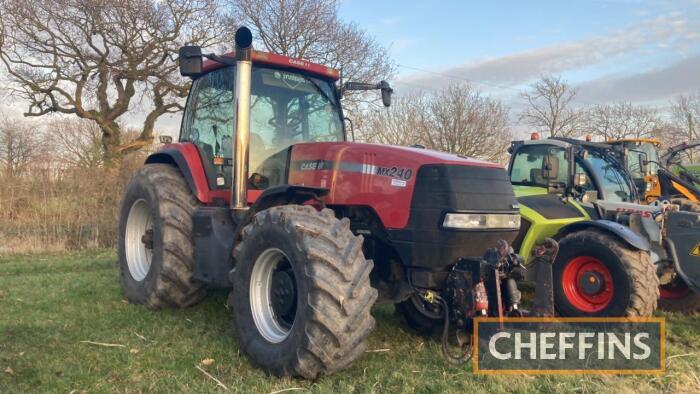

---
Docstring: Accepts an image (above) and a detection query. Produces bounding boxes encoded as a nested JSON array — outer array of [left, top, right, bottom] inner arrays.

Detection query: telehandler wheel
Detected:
[[553, 230, 658, 317], [659, 281, 700, 313], [395, 294, 443, 336], [117, 164, 206, 309], [229, 205, 377, 379]]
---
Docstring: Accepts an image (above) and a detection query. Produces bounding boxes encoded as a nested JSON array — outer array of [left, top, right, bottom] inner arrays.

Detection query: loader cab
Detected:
[[605, 139, 661, 201], [509, 139, 637, 204], [180, 64, 345, 191]]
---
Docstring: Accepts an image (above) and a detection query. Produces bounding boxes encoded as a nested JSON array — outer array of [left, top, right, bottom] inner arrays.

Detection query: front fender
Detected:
[[145, 143, 226, 204], [557, 220, 650, 251]]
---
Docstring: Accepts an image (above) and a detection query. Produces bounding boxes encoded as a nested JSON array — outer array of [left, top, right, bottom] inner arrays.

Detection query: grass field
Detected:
[[1, 250, 700, 393]]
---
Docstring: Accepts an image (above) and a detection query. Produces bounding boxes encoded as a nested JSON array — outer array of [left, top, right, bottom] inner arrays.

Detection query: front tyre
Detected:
[[230, 205, 377, 379], [553, 230, 658, 317], [117, 164, 206, 308]]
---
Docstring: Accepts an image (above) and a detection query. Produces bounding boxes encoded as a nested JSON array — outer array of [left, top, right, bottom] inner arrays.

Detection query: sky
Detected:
[[2, 0, 699, 136], [339, 0, 700, 111]]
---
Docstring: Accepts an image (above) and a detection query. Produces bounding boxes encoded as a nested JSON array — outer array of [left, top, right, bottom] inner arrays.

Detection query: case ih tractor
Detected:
[[507, 135, 700, 315], [117, 27, 556, 378]]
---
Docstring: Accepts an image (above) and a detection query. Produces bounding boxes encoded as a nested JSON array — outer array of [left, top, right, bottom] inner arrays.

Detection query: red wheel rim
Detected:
[[659, 283, 690, 300], [562, 256, 614, 312]]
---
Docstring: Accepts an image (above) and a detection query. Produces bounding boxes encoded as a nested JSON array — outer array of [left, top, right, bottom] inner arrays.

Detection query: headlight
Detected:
[[442, 213, 521, 230]]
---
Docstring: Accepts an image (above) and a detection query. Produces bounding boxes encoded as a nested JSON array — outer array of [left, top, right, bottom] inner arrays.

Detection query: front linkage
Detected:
[[417, 238, 559, 364]]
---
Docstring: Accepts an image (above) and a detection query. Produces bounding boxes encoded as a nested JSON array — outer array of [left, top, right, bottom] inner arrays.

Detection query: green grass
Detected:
[[1, 251, 700, 393]]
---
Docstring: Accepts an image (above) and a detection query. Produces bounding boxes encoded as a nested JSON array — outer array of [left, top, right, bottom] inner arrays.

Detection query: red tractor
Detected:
[[118, 27, 554, 378]]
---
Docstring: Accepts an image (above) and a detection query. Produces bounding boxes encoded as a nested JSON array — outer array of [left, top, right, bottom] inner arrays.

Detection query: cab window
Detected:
[[583, 151, 633, 202], [180, 66, 343, 190], [510, 145, 568, 187]]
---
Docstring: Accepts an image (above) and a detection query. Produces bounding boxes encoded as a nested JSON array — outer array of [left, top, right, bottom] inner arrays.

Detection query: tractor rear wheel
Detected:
[[658, 280, 700, 313], [553, 230, 658, 317], [117, 164, 206, 308], [229, 205, 377, 379]]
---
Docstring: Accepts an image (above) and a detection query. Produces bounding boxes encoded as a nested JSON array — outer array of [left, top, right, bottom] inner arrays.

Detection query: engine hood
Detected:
[[292, 141, 503, 169]]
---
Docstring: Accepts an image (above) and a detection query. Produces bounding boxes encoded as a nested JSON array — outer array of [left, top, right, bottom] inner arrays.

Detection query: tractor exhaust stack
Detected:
[[232, 26, 254, 212]]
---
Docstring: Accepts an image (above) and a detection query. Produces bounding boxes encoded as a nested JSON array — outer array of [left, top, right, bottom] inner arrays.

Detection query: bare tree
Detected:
[[47, 119, 105, 169], [667, 92, 700, 161], [358, 93, 427, 146], [519, 76, 581, 138], [424, 85, 511, 162], [670, 93, 700, 141], [583, 102, 662, 140], [362, 84, 511, 163], [0, 115, 42, 177], [229, 0, 394, 109], [0, 0, 230, 161]]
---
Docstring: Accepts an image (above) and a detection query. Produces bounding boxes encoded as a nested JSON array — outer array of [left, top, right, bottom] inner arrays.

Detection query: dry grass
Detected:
[[0, 154, 144, 253]]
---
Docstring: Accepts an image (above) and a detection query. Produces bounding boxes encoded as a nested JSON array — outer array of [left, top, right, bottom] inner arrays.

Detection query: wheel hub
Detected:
[[562, 256, 614, 313], [578, 271, 605, 295], [271, 269, 297, 327]]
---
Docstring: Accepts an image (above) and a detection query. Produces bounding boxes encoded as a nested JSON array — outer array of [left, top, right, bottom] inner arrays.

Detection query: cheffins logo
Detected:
[[474, 317, 665, 375]]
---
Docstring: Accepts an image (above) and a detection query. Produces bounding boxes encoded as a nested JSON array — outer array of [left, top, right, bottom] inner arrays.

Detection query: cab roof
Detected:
[[202, 50, 340, 81]]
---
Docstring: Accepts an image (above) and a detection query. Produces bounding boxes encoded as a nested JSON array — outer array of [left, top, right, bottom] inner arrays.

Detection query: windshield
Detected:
[[583, 150, 634, 202], [509, 145, 568, 187], [623, 142, 659, 180], [180, 65, 343, 189]]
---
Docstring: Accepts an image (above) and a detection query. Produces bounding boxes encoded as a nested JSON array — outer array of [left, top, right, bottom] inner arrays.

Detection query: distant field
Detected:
[[1, 251, 700, 393]]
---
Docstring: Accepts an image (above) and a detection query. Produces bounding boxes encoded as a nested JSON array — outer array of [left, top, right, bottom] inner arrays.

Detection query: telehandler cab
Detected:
[[117, 27, 556, 378]]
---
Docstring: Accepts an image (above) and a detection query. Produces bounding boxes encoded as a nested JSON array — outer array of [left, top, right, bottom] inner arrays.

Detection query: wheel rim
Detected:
[[561, 256, 614, 313], [660, 281, 691, 300], [125, 199, 154, 282], [250, 248, 298, 343]]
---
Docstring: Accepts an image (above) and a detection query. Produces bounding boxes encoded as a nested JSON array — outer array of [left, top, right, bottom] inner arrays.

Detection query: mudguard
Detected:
[[191, 185, 329, 287], [665, 211, 700, 293], [145, 144, 228, 204], [556, 220, 650, 251]]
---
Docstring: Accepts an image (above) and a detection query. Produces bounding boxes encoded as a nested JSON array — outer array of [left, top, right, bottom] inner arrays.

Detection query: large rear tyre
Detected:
[[229, 205, 377, 379], [117, 164, 206, 308], [553, 230, 658, 317], [659, 280, 700, 313]]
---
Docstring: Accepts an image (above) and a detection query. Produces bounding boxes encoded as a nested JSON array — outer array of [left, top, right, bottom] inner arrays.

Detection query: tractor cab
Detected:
[[181, 62, 345, 190]]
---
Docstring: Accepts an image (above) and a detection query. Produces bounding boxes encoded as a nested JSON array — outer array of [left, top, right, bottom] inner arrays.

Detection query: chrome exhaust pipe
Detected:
[[232, 27, 253, 212]]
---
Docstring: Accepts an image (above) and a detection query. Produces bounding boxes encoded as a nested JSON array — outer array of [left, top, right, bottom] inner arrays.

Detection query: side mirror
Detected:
[[379, 80, 393, 107], [179, 46, 203, 77], [542, 155, 560, 180]]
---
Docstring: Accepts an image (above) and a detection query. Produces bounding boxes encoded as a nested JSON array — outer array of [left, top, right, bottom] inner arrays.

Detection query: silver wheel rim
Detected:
[[125, 199, 154, 282], [250, 248, 295, 343]]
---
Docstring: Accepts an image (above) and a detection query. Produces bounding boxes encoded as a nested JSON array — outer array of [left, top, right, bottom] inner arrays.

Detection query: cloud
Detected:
[[399, 13, 699, 92], [576, 54, 700, 104]]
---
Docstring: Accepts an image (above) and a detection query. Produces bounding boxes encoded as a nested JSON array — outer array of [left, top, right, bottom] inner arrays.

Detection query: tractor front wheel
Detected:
[[117, 164, 206, 308], [553, 230, 658, 317], [229, 205, 377, 379]]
